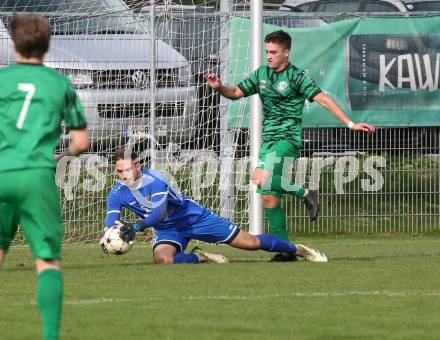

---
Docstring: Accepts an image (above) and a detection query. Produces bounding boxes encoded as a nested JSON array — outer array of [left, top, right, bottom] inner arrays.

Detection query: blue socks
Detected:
[[173, 252, 199, 264], [256, 234, 297, 253], [173, 235, 297, 263]]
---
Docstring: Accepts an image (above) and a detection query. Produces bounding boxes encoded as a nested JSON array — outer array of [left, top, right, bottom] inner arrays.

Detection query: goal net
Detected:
[[1, 0, 439, 245], [1, 0, 255, 244]]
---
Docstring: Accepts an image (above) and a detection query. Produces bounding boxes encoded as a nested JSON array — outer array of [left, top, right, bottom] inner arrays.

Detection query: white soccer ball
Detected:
[[102, 225, 134, 255]]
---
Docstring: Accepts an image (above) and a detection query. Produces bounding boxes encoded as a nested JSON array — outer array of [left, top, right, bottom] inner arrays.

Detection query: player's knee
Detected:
[[230, 231, 260, 250], [153, 253, 173, 265], [35, 259, 61, 273], [251, 168, 270, 188], [250, 173, 263, 187], [240, 237, 260, 250], [247, 235, 260, 249], [262, 195, 280, 208]]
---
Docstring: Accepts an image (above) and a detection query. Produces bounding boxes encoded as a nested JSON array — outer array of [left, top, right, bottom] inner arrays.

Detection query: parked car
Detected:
[[136, 4, 328, 75], [282, 0, 440, 13], [403, 0, 440, 11], [281, 0, 408, 13], [0, 0, 198, 149]]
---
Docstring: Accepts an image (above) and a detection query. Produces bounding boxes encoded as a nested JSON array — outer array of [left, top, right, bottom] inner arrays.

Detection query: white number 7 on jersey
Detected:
[[17, 83, 36, 129]]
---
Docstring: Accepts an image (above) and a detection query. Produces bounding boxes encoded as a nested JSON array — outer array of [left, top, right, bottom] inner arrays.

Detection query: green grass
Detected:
[[1, 235, 440, 339]]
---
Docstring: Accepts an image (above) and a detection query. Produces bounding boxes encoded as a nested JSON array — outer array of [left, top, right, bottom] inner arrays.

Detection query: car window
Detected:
[[296, 2, 319, 11], [406, 1, 440, 11], [365, 1, 401, 12], [0, 0, 144, 34], [315, 0, 360, 12]]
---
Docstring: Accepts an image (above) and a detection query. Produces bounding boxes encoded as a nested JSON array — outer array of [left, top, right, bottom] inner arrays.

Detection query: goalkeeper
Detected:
[[99, 149, 328, 264], [205, 30, 375, 261]]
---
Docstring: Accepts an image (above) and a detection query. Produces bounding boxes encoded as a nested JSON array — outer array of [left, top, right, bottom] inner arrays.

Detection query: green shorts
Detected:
[[256, 140, 301, 197], [0, 168, 62, 259]]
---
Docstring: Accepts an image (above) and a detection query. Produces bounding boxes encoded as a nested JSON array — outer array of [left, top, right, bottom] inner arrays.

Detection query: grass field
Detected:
[[1, 235, 440, 340]]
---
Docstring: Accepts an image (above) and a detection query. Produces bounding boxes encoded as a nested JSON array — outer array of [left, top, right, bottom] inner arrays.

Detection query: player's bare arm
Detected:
[[313, 92, 376, 133], [204, 73, 244, 99], [68, 129, 90, 155], [55, 129, 89, 161]]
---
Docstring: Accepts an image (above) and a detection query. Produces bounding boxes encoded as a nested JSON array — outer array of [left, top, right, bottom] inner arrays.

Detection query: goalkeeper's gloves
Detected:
[[117, 220, 139, 243], [99, 228, 108, 254]]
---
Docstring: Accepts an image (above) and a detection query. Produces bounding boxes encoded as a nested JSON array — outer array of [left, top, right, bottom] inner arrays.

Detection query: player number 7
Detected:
[[16, 83, 36, 129]]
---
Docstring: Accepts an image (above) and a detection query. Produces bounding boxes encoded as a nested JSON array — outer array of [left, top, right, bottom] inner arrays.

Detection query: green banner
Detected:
[[228, 16, 440, 128]]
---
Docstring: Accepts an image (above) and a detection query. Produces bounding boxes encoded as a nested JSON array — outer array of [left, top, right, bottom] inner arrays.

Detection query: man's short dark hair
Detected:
[[264, 30, 292, 50], [114, 148, 139, 163], [11, 14, 51, 59]]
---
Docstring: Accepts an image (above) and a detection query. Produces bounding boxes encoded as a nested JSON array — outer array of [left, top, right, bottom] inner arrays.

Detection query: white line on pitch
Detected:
[[6, 290, 440, 307]]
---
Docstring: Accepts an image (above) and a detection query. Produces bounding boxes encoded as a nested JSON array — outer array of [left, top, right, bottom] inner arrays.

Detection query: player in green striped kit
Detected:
[[0, 14, 89, 340], [206, 30, 375, 261]]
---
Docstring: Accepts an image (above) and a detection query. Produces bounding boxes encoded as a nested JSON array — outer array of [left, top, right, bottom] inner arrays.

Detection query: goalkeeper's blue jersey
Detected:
[[106, 168, 210, 230]]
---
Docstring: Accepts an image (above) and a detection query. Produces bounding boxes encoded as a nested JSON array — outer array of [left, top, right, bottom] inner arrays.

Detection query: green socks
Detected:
[[37, 269, 63, 340], [263, 175, 305, 198], [264, 206, 289, 241]]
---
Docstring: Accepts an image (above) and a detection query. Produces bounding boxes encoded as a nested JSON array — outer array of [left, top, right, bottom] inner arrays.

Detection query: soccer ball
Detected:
[[102, 225, 134, 255]]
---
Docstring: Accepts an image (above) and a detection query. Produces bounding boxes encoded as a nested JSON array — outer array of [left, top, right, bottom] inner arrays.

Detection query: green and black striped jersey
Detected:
[[0, 63, 86, 171], [237, 63, 321, 147]]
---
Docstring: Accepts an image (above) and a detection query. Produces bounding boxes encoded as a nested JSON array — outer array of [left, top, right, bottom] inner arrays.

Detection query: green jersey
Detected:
[[0, 63, 86, 172], [237, 63, 321, 146]]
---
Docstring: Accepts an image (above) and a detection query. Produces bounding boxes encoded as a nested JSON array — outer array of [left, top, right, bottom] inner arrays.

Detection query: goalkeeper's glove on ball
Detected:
[[117, 220, 139, 243]]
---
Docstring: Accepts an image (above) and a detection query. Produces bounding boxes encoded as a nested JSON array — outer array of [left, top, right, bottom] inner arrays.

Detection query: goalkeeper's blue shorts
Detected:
[[152, 212, 240, 252]]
